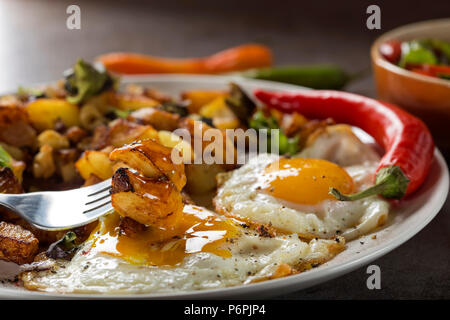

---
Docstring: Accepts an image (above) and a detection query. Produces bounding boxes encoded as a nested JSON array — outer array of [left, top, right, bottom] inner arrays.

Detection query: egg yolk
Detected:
[[264, 158, 354, 205], [88, 205, 239, 267]]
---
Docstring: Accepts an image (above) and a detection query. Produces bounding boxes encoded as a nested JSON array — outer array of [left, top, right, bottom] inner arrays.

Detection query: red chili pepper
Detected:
[[410, 68, 435, 77], [254, 89, 435, 200], [409, 64, 450, 79]]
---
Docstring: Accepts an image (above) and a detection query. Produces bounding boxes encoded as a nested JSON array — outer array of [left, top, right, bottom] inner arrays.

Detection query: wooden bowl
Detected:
[[371, 19, 450, 146]]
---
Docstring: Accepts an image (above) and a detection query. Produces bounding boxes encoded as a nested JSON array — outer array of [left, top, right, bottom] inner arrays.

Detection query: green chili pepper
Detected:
[[241, 65, 352, 90]]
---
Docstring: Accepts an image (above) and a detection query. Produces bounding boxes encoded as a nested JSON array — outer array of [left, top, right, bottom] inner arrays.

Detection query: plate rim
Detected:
[[0, 74, 448, 299]]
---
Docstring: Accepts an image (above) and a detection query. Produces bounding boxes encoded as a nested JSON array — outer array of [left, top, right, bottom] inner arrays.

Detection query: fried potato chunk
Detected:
[[107, 119, 158, 147], [178, 117, 237, 170], [32, 145, 56, 179], [111, 92, 160, 110], [185, 162, 225, 194], [110, 139, 186, 191], [0, 207, 65, 245], [111, 168, 183, 226], [75, 149, 114, 180], [0, 221, 39, 264], [26, 98, 79, 132], [181, 90, 229, 114], [128, 108, 180, 131], [119, 217, 147, 238], [301, 124, 380, 167], [0, 105, 36, 147], [0, 167, 23, 194]]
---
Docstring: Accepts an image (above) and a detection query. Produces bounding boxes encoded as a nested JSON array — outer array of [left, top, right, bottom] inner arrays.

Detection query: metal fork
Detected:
[[0, 179, 113, 231]]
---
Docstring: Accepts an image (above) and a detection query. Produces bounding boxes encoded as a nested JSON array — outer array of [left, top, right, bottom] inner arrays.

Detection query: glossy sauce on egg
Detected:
[[88, 205, 240, 267]]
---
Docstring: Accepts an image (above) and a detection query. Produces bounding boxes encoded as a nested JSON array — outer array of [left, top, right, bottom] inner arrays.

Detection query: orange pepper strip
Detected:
[[96, 44, 273, 75]]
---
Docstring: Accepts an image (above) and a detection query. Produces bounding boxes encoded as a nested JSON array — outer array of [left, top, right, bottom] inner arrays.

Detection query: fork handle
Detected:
[[0, 193, 45, 228], [0, 193, 24, 214]]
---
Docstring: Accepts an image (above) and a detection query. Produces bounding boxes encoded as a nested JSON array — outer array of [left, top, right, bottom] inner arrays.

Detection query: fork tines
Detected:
[[83, 184, 112, 215]]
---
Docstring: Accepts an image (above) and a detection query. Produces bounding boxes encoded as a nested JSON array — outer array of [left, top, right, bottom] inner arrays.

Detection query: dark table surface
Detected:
[[1, 0, 449, 299]]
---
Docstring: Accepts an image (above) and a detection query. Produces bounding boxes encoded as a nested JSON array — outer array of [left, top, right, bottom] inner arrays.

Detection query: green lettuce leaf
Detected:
[[399, 41, 438, 67]]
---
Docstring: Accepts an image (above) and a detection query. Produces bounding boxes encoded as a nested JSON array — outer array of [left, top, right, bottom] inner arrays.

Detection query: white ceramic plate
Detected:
[[0, 75, 448, 299]]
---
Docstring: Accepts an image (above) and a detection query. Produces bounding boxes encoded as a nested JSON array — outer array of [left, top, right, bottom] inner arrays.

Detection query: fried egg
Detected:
[[20, 205, 344, 294], [214, 127, 390, 240]]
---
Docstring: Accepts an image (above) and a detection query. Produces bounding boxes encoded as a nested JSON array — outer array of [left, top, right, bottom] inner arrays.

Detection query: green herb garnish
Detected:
[[45, 231, 79, 260], [113, 108, 131, 119], [249, 111, 299, 155], [0, 146, 12, 169], [65, 59, 116, 105]]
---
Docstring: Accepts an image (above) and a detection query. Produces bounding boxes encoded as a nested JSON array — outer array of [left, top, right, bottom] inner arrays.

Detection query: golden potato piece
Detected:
[[37, 130, 70, 149], [110, 139, 186, 191], [26, 98, 79, 131], [79, 103, 106, 131], [157, 130, 193, 164], [110, 145, 160, 180], [119, 217, 147, 238], [111, 168, 183, 226], [279, 112, 308, 137], [178, 118, 237, 170], [181, 90, 228, 114], [199, 97, 240, 129], [54, 148, 80, 182], [65, 126, 88, 145], [107, 119, 158, 147], [111, 92, 160, 110], [0, 221, 39, 264], [302, 124, 380, 167], [128, 107, 180, 131], [0, 105, 36, 147], [32, 145, 56, 179], [185, 163, 225, 194], [0, 167, 23, 194], [82, 174, 102, 187], [0, 208, 66, 245], [75, 150, 113, 180]]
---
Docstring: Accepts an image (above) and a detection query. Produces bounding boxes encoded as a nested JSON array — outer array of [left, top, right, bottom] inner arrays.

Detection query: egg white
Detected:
[[20, 213, 344, 294]]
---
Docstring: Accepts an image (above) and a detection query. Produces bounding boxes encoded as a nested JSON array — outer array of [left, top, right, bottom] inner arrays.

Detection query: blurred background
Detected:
[[0, 0, 449, 95], [0, 0, 449, 299]]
